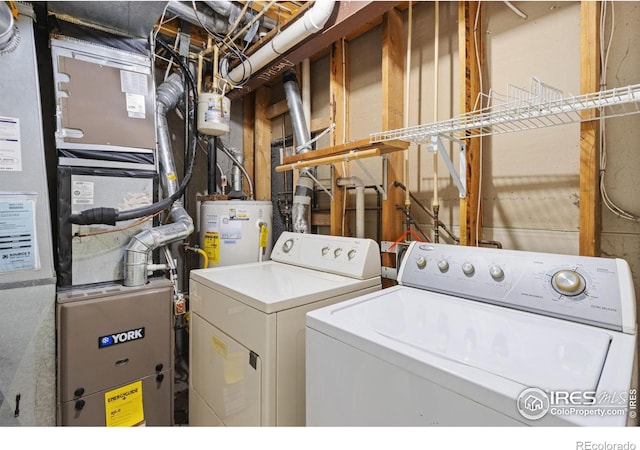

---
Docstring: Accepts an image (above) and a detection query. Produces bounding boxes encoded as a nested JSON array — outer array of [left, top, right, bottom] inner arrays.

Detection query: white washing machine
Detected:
[[188, 231, 381, 426], [306, 242, 637, 426]]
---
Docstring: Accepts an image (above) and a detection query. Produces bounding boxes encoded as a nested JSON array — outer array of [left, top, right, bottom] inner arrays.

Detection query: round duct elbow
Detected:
[[0, 3, 19, 53]]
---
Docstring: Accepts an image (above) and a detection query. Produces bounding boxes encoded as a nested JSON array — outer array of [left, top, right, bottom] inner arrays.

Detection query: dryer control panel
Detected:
[[271, 232, 381, 280], [398, 242, 636, 334]]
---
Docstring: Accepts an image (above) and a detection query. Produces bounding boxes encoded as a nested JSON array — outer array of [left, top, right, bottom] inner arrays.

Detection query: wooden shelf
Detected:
[[276, 137, 408, 172]]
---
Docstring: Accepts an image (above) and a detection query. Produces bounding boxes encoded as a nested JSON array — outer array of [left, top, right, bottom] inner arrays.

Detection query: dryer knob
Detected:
[[334, 248, 342, 258], [489, 265, 504, 280], [462, 262, 475, 276], [551, 270, 586, 296], [282, 239, 294, 253], [416, 256, 427, 269], [437, 260, 449, 272]]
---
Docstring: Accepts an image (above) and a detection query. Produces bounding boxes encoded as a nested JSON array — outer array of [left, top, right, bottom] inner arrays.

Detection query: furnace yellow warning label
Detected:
[[105, 380, 144, 427], [203, 231, 220, 265]]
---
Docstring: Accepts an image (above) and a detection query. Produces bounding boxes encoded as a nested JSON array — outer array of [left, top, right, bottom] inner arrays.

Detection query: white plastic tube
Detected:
[[223, 0, 336, 84], [337, 177, 365, 239]]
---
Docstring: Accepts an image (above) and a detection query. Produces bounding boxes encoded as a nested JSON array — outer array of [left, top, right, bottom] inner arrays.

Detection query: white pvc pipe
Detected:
[[337, 177, 365, 239], [223, 0, 336, 84]]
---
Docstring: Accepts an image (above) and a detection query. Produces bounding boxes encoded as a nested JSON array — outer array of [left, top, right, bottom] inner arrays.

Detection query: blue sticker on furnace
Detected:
[[99, 327, 145, 348]]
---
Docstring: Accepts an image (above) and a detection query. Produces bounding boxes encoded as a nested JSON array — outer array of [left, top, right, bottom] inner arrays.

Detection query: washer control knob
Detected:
[[282, 239, 294, 253], [348, 250, 356, 260], [334, 248, 342, 258], [462, 262, 475, 276], [321, 246, 330, 256], [437, 260, 449, 272], [416, 256, 427, 269], [489, 265, 504, 280], [552, 270, 586, 296]]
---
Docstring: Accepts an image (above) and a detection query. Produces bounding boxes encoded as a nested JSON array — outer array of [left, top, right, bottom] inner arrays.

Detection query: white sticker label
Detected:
[[0, 195, 38, 272], [72, 181, 94, 205], [205, 214, 220, 233], [120, 70, 148, 96], [125, 93, 146, 119], [0, 117, 22, 172]]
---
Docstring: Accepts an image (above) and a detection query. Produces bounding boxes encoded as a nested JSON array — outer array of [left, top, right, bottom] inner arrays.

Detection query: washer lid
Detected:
[[308, 286, 613, 392], [191, 262, 380, 314]]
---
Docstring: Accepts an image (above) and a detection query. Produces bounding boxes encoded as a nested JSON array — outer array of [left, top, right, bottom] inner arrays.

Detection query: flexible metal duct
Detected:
[[124, 72, 194, 287]]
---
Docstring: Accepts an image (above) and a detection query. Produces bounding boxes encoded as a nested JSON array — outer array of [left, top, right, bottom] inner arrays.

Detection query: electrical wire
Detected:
[[598, 2, 639, 222], [189, 1, 253, 88], [73, 211, 162, 238]]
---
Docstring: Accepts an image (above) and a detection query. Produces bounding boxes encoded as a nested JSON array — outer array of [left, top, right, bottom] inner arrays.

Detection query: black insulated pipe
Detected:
[[208, 137, 217, 194]]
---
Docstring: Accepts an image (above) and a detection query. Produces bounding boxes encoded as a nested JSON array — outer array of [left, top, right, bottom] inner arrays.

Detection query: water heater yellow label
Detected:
[[259, 224, 268, 249], [104, 380, 144, 427], [203, 231, 220, 265]]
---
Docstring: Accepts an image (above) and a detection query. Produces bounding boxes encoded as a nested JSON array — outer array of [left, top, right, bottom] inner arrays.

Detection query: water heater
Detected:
[[199, 200, 273, 267]]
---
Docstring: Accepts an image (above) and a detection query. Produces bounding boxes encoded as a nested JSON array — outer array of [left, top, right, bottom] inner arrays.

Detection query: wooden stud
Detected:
[[265, 99, 290, 120], [254, 86, 272, 201], [458, 1, 483, 247], [330, 39, 348, 236], [381, 7, 405, 287], [579, 1, 601, 256]]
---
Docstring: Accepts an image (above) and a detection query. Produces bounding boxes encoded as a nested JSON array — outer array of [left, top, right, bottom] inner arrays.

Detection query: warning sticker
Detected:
[[105, 380, 145, 427], [203, 231, 220, 265]]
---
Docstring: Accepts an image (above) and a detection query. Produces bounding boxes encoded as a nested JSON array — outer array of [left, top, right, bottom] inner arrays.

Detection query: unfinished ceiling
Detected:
[[46, 1, 402, 98]]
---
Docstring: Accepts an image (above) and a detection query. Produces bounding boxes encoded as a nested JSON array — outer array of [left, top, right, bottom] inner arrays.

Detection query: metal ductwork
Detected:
[[167, 1, 276, 45], [47, 1, 168, 38], [283, 70, 314, 234], [203, 0, 277, 30], [0, 2, 18, 52], [165, 1, 228, 35], [124, 72, 194, 287]]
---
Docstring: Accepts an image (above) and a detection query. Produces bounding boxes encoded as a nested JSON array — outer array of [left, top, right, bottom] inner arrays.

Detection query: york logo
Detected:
[[98, 328, 145, 348]]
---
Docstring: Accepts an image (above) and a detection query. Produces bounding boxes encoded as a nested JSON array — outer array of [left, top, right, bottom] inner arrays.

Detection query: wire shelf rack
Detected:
[[370, 78, 640, 145]]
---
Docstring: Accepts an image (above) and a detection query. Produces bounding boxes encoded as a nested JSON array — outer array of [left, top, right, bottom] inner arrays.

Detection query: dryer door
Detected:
[[190, 313, 262, 426]]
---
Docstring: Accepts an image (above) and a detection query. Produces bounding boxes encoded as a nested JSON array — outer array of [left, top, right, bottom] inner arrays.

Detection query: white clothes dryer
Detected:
[[189, 231, 381, 426]]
